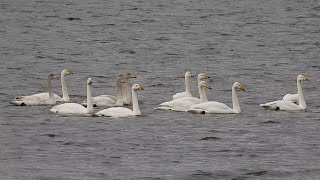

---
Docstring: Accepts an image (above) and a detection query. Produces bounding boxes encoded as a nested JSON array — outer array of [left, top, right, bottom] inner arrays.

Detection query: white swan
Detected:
[[10, 74, 59, 106], [172, 71, 194, 99], [188, 82, 245, 114], [82, 73, 136, 107], [96, 84, 144, 118], [30, 69, 73, 102], [260, 75, 309, 111], [50, 78, 94, 116], [157, 81, 211, 112]]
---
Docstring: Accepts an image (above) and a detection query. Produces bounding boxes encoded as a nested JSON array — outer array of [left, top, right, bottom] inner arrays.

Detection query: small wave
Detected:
[[200, 136, 221, 141], [261, 120, 281, 124]]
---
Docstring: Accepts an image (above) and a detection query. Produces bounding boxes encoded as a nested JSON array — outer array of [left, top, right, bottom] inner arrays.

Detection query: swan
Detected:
[[82, 73, 136, 107], [157, 81, 211, 112], [188, 82, 245, 114], [96, 84, 144, 118], [10, 74, 59, 106], [172, 71, 194, 99], [50, 78, 94, 116], [172, 72, 209, 100], [30, 69, 73, 102], [260, 75, 309, 111]]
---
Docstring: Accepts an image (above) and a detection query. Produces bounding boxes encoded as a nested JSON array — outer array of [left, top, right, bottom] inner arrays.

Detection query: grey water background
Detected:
[[1, 0, 320, 179]]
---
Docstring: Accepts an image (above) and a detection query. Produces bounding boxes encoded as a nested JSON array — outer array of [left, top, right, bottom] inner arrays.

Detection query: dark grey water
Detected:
[[1, 0, 320, 179]]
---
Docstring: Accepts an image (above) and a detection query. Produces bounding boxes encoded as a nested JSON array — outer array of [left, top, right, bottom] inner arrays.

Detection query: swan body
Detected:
[[10, 74, 59, 106], [158, 81, 211, 112], [50, 78, 94, 116], [96, 84, 143, 118], [30, 69, 73, 102], [260, 75, 308, 111], [188, 82, 245, 114], [82, 73, 135, 107], [282, 94, 299, 103]]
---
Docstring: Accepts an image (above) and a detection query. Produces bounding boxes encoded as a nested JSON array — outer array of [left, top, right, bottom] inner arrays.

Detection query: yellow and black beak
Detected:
[[138, 85, 144, 90], [303, 76, 309, 81], [239, 85, 245, 91]]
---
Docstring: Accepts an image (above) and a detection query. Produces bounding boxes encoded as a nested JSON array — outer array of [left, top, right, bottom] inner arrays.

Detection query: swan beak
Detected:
[[304, 76, 309, 81], [207, 85, 212, 89], [239, 85, 245, 91], [205, 75, 210, 79], [53, 75, 59, 80], [138, 85, 144, 90]]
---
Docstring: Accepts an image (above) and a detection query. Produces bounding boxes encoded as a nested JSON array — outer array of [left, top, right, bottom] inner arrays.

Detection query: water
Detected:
[[1, 0, 320, 179]]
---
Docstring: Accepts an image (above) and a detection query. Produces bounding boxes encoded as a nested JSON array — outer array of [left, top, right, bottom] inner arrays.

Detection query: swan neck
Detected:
[[61, 72, 70, 102], [132, 89, 141, 115], [198, 85, 207, 103], [48, 76, 55, 104], [86, 83, 94, 113], [232, 86, 241, 113], [297, 79, 306, 109], [123, 81, 131, 104], [185, 76, 191, 94], [116, 78, 124, 105]]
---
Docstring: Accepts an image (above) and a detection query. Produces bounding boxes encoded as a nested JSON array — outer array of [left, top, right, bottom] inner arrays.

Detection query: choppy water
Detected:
[[1, 0, 320, 179]]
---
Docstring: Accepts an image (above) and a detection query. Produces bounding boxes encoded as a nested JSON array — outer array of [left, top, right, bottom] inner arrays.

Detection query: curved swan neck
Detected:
[[116, 78, 124, 105], [61, 72, 70, 102], [198, 85, 207, 103], [185, 75, 191, 94], [48, 76, 55, 104], [297, 79, 306, 109], [86, 83, 94, 113], [132, 89, 140, 115], [232, 85, 241, 113]]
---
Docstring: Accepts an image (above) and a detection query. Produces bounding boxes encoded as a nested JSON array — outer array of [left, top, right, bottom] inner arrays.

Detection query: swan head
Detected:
[[198, 73, 210, 80], [87, 78, 92, 85], [233, 82, 245, 91], [185, 71, 194, 78], [62, 69, 73, 76], [297, 75, 309, 82], [119, 73, 137, 79], [132, 84, 144, 91], [117, 77, 127, 84], [199, 81, 212, 89], [48, 73, 59, 80]]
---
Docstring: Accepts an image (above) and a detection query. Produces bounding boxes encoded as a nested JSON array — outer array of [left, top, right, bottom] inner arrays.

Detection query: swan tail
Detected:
[[187, 109, 205, 114], [10, 100, 26, 106], [260, 103, 279, 110]]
